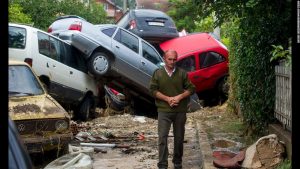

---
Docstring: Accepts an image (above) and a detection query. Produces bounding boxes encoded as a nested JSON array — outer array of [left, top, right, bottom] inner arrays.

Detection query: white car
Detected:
[[9, 23, 99, 121]]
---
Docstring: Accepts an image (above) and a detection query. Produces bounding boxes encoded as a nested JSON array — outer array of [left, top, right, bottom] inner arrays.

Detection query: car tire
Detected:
[[218, 76, 229, 96], [88, 52, 111, 76], [78, 96, 94, 121], [217, 77, 229, 104]]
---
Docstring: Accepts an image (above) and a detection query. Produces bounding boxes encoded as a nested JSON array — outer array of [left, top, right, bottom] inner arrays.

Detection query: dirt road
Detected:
[[83, 111, 204, 169], [36, 103, 246, 169]]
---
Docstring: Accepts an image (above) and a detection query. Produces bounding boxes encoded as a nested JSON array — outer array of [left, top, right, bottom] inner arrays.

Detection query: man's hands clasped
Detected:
[[167, 95, 181, 107]]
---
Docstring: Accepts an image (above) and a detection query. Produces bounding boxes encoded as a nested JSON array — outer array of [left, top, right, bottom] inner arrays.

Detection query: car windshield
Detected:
[[9, 65, 44, 97]]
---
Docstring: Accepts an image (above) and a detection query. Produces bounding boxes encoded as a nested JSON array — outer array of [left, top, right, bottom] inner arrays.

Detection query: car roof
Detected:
[[10, 23, 72, 45], [160, 33, 228, 56], [9, 23, 35, 29], [95, 24, 117, 29], [55, 15, 86, 21]]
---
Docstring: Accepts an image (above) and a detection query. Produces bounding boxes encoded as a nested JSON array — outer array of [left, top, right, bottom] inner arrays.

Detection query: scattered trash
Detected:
[[44, 153, 92, 169], [213, 150, 237, 160], [69, 145, 94, 157], [94, 147, 107, 153], [133, 116, 146, 123], [213, 150, 245, 169], [241, 134, 285, 169], [80, 142, 130, 149], [137, 132, 145, 141], [75, 132, 96, 141]]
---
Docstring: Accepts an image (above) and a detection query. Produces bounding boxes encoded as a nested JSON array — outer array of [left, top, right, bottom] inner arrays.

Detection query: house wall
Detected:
[[96, 0, 123, 21]]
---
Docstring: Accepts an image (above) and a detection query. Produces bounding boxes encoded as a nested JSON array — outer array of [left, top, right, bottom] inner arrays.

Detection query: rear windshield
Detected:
[[9, 26, 26, 49]]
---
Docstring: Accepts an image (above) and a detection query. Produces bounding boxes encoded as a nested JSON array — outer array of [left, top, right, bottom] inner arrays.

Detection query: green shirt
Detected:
[[149, 67, 196, 113]]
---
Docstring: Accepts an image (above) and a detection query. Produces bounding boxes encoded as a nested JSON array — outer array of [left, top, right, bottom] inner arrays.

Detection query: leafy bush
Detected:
[[9, 3, 32, 24], [276, 159, 291, 169], [9, 0, 107, 31], [168, 0, 291, 135]]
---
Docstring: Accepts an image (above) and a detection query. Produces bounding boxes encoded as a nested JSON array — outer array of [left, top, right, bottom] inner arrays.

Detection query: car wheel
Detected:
[[88, 52, 111, 76], [218, 77, 229, 96], [217, 77, 229, 104], [78, 96, 94, 121]]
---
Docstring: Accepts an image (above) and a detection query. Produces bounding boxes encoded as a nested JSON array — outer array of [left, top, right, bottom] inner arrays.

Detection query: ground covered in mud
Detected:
[[33, 102, 247, 169]]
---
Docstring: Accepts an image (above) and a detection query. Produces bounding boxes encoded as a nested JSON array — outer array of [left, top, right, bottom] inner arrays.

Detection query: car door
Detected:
[[37, 32, 75, 101], [111, 28, 145, 87], [139, 41, 163, 87], [197, 51, 227, 91], [60, 42, 98, 103], [176, 55, 203, 92]]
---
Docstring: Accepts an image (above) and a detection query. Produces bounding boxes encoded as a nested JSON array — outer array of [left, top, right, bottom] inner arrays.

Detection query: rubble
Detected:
[[44, 153, 92, 169], [242, 134, 285, 169]]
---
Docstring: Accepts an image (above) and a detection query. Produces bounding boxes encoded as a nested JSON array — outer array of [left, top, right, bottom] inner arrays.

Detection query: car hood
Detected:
[[9, 94, 70, 120]]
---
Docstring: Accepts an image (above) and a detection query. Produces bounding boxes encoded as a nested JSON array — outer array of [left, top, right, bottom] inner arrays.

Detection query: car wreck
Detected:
[[9, 60, 73, 154]]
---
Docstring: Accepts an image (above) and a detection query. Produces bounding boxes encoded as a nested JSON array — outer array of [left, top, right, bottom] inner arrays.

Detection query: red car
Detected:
[[160, 33, 229, 97]]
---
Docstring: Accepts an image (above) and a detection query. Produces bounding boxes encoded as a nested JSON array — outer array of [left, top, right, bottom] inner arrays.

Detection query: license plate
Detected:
[[148, 22, 164, 26]]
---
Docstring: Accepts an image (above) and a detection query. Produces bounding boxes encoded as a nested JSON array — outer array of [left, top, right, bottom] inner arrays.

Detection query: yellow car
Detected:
[[9, 60, 73, 155]]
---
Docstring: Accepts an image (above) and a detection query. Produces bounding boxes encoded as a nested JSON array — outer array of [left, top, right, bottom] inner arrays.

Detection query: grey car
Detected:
[[49, 17, 164, 101], [116, 9, 179, 44]]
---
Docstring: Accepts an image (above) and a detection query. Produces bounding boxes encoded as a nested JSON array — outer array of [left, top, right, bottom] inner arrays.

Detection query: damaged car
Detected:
[[9, 60, 73, 155], [160, 32, 229, 103], [48, 17, 164, 102]]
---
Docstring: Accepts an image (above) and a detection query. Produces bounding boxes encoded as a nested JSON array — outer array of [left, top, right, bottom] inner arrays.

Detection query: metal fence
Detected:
[[274, 64, 291, 131]]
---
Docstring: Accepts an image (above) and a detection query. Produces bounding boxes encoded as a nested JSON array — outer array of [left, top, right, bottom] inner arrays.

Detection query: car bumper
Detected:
[[21, 132, 73, 153], [132, 30, 179, 43]]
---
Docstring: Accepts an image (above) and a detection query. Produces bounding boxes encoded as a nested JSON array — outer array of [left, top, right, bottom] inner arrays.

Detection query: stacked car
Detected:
[[9, 23, 98, 121]]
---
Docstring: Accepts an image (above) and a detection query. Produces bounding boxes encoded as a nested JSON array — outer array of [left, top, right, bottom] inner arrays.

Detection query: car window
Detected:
[[102, 27, 117, 37], [114, 29, 139, 53], [142, 41, 162, 65], [49, 36, 61, 61], [38, 32, 51, 57], [9, 65, 44, 97], [199, 52, 226, 69], [176, 56, 196, 72], [68, 46, 88, 73], [9, 26, 26, 49]]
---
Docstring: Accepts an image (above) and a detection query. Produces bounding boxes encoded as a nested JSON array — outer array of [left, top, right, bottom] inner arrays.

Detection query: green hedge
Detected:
[[227, 0, 291, 135]]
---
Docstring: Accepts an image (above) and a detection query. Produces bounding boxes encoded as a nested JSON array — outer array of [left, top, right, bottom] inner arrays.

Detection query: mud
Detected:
[[12, 104, 41, 113]]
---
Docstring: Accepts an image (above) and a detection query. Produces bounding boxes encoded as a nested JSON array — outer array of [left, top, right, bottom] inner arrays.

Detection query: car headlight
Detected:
[[55, 120, 69, 131]]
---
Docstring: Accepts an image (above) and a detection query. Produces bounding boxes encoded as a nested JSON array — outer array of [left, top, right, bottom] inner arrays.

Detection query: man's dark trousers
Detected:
[[157, 112, 186, 168]]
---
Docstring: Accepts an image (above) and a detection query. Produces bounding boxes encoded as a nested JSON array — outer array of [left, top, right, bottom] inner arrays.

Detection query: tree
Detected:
[[168, 0, 291, 135], [9, 0, 108, 31], [8, 3, 32, 24]]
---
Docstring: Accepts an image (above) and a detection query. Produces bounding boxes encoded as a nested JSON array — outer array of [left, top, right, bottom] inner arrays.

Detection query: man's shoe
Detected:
[[174, 163, 182, 169]]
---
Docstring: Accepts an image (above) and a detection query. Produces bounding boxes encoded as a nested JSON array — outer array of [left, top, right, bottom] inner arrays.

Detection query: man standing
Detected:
[[149, 50, 196, 169]]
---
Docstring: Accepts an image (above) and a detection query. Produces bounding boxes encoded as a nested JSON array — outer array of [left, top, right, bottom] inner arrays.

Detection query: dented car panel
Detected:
[[9, 60, 73, 154]]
